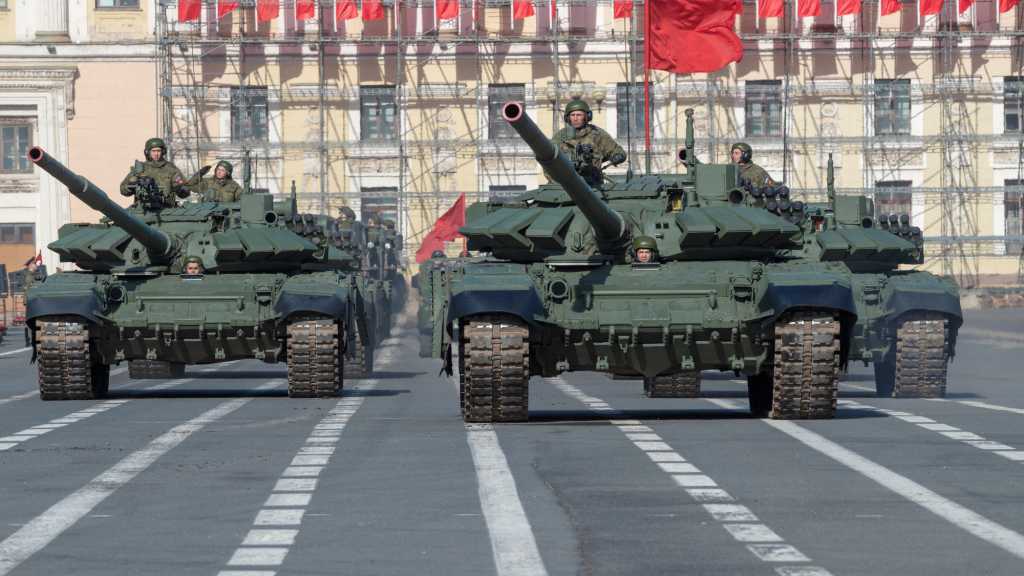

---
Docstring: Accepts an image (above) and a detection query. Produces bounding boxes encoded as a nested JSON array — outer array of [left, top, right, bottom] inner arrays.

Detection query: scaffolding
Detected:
[[154, 0, 1024, 285]]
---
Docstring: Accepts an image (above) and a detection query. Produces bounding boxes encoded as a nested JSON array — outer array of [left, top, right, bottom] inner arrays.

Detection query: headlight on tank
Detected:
[[106, 284, 127, 304]]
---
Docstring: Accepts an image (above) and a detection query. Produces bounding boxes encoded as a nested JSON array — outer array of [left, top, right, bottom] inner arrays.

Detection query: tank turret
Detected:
[[29, 147, 173, 257], [500, 101, 627, 246]]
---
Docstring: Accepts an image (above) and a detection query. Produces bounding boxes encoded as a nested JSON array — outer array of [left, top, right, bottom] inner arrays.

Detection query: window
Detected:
[[744, 80, 782, 137], [1005, 77, 1024, 133], [489, 184, 526, 201], [487, 84, 525, 140], [0, 123, 32, 174], [361, 188, 399, 223], [616, 82, 653, 140], [360, 86, 398, 142], [0, 224, 34, 244], [0, 1, 8, 9], [1005, 180, 1023, 253], [230, 87, 269, 143], [874, 79, 911, 136], [96, 0, 139, 7], [874, 181, 913, 218]]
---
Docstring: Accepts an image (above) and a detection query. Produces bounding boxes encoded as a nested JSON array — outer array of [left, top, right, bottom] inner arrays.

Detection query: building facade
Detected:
[[2, 0, 1022, 286]]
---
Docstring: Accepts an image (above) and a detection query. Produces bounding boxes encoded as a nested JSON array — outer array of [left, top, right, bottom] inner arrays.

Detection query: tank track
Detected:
[[128, 360, 185, 380], [888, 313, 949, 398], [36, 318, 109, 401], [460, 315, 530, 423], [771, 312, 840, 419], [286, 318, 342, 398], [343, 325, 372, 379], [643, 371, 701, 398]]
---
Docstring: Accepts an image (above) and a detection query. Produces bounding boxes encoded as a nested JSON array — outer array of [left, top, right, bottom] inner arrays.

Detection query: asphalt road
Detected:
[[0, 308, 1023, 575]]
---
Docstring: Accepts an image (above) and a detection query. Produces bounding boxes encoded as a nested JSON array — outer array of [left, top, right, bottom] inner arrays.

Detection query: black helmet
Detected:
[[338, 206, 357, 221], [731, 142, 752, 164], [430, 250, 445, 258], [144, 137, 167, 161], [563, 99, 593, 124]]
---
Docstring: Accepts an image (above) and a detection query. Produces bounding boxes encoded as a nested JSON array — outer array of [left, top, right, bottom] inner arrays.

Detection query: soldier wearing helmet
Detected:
[[552, 99, 627, 187], [632, 235, 659, 265], [120, 137, 192, 208], [182, 256, 204, 276], [338, 206, 357, 222], [730, 142, 776, 189], [191, 160, 244, 203]]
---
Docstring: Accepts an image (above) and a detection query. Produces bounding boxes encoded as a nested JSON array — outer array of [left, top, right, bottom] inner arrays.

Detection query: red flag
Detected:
[[437, 0, 460, 19], [647, 0, 743, 74], [363, 0, 385, 20], [256, 0, 279, 22], [959, 0, 974, 11], [179, 0, 201, 21], [798, 0, 821, 17], [837, 0, 861, 14], [614, 0, 633, 18], [296, 0, 316, 20], [34, 251, 42, 266], [759, 0, 784, 17], [337, 0, 358, 19], [551, 0, 557, 19], [920, 0, 943, 14], [217, 0, 238, 18], [1000, 0, 1018, 11], [415, 194, 466, 263], [513, 0, 536, 18], [881, 0, 902, 14]]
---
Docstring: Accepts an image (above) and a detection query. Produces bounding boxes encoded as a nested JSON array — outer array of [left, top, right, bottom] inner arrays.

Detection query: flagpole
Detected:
[[643, 0, 652, 174]]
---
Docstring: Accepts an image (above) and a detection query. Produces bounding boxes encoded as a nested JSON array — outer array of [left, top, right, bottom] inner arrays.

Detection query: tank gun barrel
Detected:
[[501, 101, 627, 245], [29, 147, 173, 256]]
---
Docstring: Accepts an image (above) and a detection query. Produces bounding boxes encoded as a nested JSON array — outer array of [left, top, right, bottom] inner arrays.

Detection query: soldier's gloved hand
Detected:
[[608, 153, 626, 166], [199, 165, 212, 177]]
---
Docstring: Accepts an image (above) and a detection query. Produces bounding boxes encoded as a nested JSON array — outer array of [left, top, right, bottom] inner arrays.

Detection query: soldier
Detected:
[[553, 99, 627, 187], [120, 137, 197, 208], [183, 256, 204, 276], [731, 142, 776, 189], [193, 160, 244, 203], [632, 236, 659, 265], [22, 256, 45, 291], [338, 206, 357, 222]]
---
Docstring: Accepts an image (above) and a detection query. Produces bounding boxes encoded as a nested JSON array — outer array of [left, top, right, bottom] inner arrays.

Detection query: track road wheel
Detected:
[[891, 312, 950, 398], [770, 312, 841, 419], [643, 371, 701, 398], [286, 318, 342, 398], [36, 318, 108, 400], [343, 325, 373, 379], [460, 315, 530, 423], [747, 372, 772, 418]]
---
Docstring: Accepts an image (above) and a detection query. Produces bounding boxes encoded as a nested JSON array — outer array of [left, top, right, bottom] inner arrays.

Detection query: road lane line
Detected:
[[0, 380, 280, 576], [940, 399, 1024, 416], [706, 399, 1024, 561], [553, 379, 830, 576], [839, 399, 1024, 464], [0, 347, 30, 357]]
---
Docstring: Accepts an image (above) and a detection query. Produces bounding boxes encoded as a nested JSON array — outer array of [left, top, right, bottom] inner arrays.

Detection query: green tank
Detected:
[[27, 146, 359, 399], [436, 104, 863, 422]]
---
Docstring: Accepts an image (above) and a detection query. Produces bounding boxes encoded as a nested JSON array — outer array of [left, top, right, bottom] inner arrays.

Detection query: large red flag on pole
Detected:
[[759, 0, 785, 18], [919, 0, 944, 14], [179, 0, 201, 22], [646, 0, 744, 75], [513, 0, 536, 18], [337, 1, 358, 20], [881, 0, 902, 14], [438, 0, 460, 19], [837, 0, 861, 15], [959, 0, 975, 12], [218, 0, 239, 19], [614, 0, 633, 18], [256, 0, 279, 22], [1000, 0, 1019, 12], [799, 0, 821, 17], [363, 0, 385, 20], [296, 0, 316, 20], [416, 194, 466, 263]]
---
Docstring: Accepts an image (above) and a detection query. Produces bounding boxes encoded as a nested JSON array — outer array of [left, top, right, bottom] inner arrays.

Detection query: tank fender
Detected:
[[883, 278, 963, 357], [274, 278, 352, 324], [760, 276, 858, 369], [26, 287, 104, 326]]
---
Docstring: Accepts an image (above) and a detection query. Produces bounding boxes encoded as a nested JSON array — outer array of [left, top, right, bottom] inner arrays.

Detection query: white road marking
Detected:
[[761, 414, 1024, 561], [553, 379, 831, 575], [945, 399, 1024, 416], [0, 391, 37, 407], [0, 381, 278, 576], [0, 347, 30, 357]]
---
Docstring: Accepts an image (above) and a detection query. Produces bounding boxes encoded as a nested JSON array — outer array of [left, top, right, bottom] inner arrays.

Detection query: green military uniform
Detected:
[[551, 100, 626, 186], [731, 142, 775, 189], [120, 138, 190, 208], [194, 161, 244, 203]]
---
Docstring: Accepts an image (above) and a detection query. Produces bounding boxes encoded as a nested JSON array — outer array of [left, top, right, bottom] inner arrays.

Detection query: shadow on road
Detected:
[[186, 370, 287, 380]]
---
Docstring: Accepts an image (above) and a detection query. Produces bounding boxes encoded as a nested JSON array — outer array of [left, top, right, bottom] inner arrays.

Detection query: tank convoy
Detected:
[[27, 147, 360, 399], [429, 103, 961, 423]]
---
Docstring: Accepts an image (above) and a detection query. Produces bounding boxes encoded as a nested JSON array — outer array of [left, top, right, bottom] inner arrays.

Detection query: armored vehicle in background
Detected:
[[438, 104, 868, 423], [27, 147, 358, 399]]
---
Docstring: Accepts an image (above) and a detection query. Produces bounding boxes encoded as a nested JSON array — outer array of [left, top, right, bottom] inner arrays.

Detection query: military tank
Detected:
[[436, 103, 864, 422], [27, 147, 358, 399]]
